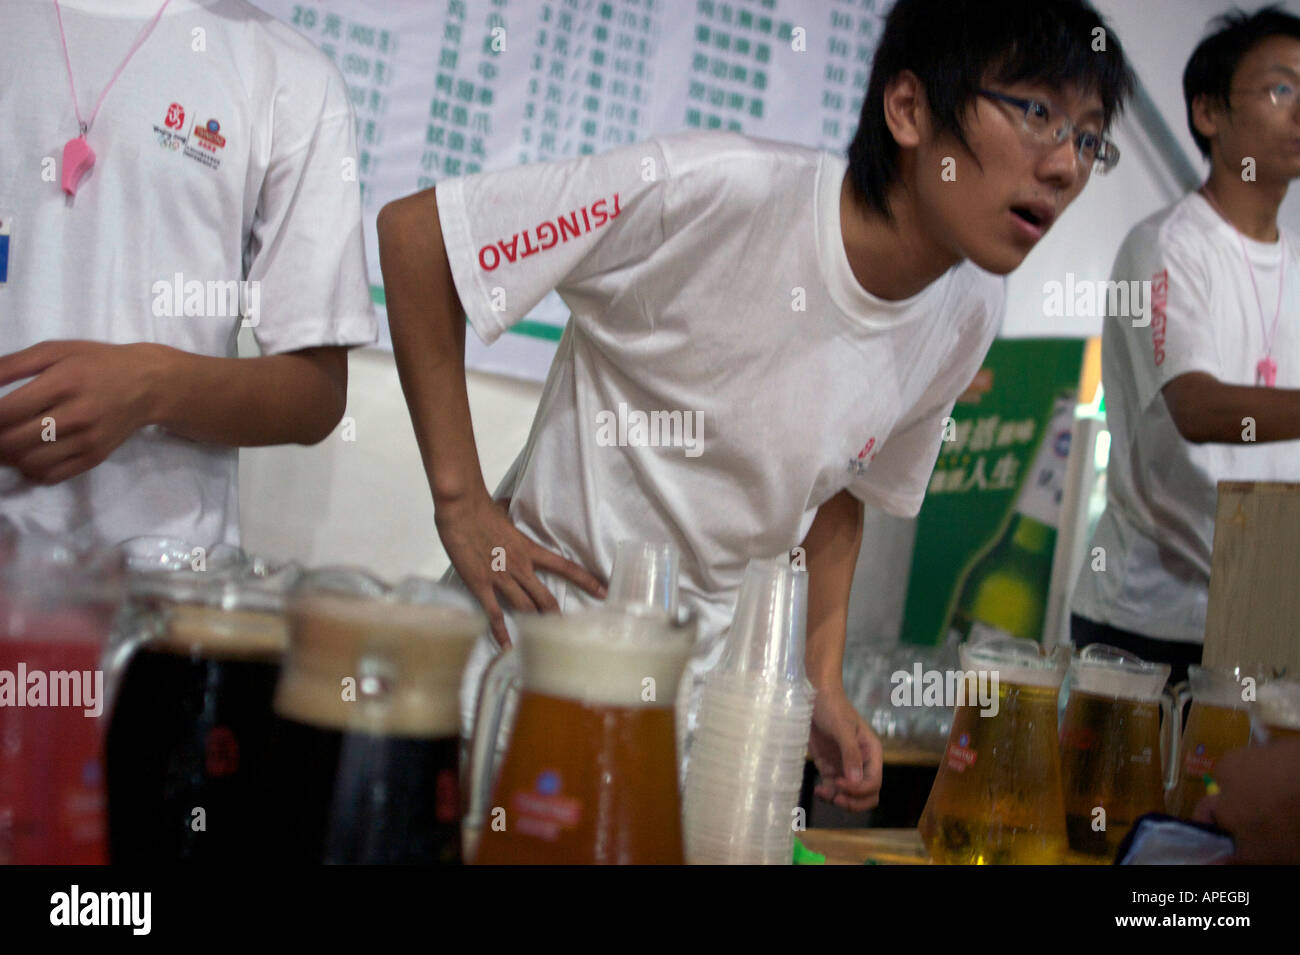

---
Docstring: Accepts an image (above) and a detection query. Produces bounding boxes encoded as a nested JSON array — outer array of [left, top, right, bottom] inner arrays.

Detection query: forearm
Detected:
[[147, 344, 346, 446], [1165, 373, 1300, 443], [802, 489, 865, 694], [377, 191, 488, 507]]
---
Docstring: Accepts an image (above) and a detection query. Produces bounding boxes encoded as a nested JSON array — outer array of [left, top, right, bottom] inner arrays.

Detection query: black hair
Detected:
[[847, 0, 1133, 218], [1183, 5, 1300, 160]]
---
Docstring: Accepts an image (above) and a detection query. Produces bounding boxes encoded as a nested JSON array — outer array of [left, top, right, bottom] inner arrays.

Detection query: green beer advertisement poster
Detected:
[[899, 339, 1086, 647]]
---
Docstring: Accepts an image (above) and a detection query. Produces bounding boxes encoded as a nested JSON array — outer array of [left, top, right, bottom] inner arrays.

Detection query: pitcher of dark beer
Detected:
[[1058, 645, 1174, 860], [261, 569, 485, 864], [918, 636, 1070, 864], [103, 547, 297, 863], [468, 605, 695, 864]]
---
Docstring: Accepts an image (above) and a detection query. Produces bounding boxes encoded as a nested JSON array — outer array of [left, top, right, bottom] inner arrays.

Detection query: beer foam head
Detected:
[[518, 605, 694, 709], [158, 604, 288, 660], [1258, 680, 1300, 730], [960, 636, 1068, 689], [276, 588, 485, 737], [1070, 644, 1169, 701], [1189, 663, 1277, 709]]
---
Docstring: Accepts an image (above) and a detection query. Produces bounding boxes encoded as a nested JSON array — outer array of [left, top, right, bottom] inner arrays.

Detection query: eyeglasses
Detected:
[[978, 89, 1121, 175], [1230, 81, 1300, 109]]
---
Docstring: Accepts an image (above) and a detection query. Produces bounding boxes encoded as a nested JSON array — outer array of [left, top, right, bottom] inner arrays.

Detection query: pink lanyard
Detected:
[[1200, 186, 1286, 387], [53, 0, 174, 197]]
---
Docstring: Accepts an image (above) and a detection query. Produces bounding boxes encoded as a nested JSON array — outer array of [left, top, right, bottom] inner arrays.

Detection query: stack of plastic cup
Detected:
[[683, 557, 814, 864]]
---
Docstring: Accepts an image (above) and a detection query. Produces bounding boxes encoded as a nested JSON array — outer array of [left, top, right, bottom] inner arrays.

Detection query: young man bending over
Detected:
[[380, 0, 1132, 810]]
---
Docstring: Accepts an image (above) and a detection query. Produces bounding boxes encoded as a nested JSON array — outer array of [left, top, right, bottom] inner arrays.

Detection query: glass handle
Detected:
[[98, 603, 161, 726], [462, 646, 520, 861], [1162, 681, 1191, 792]]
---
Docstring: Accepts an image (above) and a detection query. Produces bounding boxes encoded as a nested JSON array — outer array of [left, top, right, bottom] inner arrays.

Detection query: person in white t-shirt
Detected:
[[379, 0, 1133, 811], [0, 0, 376, 547], [1073, 7, 1300, 685]]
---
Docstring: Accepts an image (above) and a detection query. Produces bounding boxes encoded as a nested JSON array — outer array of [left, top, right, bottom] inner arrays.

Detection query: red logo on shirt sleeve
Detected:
[[165, 102, 185, 130], [477, 192, 622, 272], [1150, 268, 1169, 367]]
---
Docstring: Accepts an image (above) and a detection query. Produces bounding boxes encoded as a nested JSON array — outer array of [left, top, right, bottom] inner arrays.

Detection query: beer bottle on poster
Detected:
[[944, 393, 1075, 645]]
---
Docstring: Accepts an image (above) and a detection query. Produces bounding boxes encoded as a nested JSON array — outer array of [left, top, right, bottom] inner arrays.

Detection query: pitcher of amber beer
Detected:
[[918, 636, 1070, 864], [1167, 664, 1277, 818], [1058, 645, 1173, 860], [469, 605, 694, 864]]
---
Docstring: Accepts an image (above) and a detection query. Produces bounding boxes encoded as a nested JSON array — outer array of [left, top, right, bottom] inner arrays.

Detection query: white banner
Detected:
[[256, 0, 890, 379]]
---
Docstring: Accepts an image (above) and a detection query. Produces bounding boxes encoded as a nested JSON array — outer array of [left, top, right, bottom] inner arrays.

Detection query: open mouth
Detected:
[[1011, 206, 1045, 228]]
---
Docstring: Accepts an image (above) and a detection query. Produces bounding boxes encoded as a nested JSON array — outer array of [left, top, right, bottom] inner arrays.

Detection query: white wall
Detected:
[[239, 351, 541, 581]]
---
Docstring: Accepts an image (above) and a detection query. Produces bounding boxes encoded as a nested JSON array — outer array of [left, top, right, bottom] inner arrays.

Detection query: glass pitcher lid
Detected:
[[959, 635, 1069, 689], [1257, 678, 1300, 729], [1188, 663, 1282, 709], [1070, 644, 1170, 702]]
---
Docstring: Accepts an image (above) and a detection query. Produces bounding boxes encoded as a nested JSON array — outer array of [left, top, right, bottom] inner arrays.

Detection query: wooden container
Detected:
[[1203, 481, 1300, 676]]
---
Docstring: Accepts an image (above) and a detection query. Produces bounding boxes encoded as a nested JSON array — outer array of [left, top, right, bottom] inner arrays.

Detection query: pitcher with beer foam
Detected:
[[263, 570, 485, 864], [918, 636, 1070, 864], [1166, 663, 1278, 819], [469, 605, 694, 864], [105, 550, 298, 864], [1254, 678, 1300, 744], [1058, 645, 1173, 861]]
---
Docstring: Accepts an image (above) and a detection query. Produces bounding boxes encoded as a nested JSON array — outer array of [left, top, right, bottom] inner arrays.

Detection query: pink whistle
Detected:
[[61, 136, 96, 196], [1257, 356, 1278, 388]]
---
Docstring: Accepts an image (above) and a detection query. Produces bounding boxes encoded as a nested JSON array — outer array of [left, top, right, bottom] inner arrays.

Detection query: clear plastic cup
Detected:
[[716, 557, 809, 686], [688, 729, 810, 762], [606, 540, 679, 614], [685, 772, 805, 802]]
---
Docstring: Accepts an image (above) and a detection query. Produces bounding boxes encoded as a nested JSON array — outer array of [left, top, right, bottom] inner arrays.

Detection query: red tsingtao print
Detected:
[[477, 192, 623, 272], [1150, 268, 1169, 367]]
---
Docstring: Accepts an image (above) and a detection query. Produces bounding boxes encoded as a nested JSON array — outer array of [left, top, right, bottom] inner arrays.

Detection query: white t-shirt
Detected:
[[438, 130, 1004, 641], [0, 0, 376, 546], [1073, 192, 1300, 643]]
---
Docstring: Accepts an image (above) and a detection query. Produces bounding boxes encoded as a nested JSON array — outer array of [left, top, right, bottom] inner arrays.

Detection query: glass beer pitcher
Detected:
[[0, 526, 124, 865], [468, 605, 695, 864], [918, 636, 1070, 864], [104, 552, 298, 863], [1167, 663, 1278, 818], [1058, 645, 1173, 861], [262, 569, 485, 864]]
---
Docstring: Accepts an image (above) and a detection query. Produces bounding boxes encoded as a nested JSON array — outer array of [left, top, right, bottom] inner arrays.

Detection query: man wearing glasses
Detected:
[[379, 0, 1132, 812], [1073, 6, 1300, 683]]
